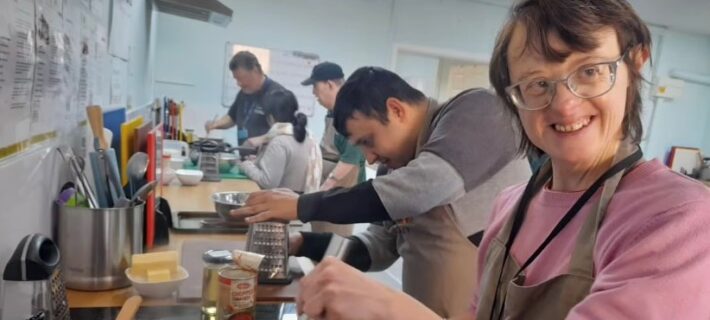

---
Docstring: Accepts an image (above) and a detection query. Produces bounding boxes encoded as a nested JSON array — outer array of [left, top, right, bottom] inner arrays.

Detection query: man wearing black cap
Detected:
[[302, 62, 366, 190], [300, 62, 366, 236]]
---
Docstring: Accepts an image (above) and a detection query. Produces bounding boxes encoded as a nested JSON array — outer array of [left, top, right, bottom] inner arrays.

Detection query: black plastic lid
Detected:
[[3, 233, 60, 281]]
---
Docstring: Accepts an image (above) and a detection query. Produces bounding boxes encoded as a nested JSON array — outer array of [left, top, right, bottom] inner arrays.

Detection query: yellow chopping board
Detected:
[[120, 116, 144, 186]]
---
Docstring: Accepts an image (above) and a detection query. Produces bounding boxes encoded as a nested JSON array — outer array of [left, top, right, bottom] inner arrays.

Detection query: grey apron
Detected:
[[311, 115, 356, 236], [320, 115, 361, 187], [320, 115, 340, 181], [476, 143, 642, 320], [394, 98, 479, 317]]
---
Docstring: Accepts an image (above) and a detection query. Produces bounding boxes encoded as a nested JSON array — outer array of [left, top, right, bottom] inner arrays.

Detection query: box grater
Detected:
[[198, 152, 221, 182], [245, 222, 291, 284], [50, 266, 70, 320]]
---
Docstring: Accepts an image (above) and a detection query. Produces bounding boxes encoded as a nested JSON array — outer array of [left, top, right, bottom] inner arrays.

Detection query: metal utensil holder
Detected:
[[245, 222, 291, 284], [57, 202, 144, 290]]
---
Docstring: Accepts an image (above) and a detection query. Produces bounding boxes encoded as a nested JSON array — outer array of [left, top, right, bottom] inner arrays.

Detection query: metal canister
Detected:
[[201, 250, 233, 317], [216, 266, 257, 320], [58, 203, 144, 290]]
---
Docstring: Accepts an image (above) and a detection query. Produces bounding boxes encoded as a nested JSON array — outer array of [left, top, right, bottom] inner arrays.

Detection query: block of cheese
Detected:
[[131, 251, 178, 280], [146, 268, 172, 282]]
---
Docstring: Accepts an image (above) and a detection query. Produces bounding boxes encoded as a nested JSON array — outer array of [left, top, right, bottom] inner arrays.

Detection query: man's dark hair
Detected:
[[229, 51, 263, 73], [333, 67, 426, 137]]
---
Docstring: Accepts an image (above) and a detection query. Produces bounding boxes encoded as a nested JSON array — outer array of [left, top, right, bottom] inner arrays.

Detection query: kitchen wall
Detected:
[[0, 0, 157, 296], [153, 0, 507, 198], [152, 0, 395, 147], [155, 0, 710, 161], [391, 0, 507, 60], [643, 28, 710, 161], [152, 0, 511, 145], [390, 1, 710, 161], [395, 52, 442, 98]]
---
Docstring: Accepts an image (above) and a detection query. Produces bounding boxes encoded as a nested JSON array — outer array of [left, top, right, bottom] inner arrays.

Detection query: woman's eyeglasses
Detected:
[[506, 53, 626, 111]]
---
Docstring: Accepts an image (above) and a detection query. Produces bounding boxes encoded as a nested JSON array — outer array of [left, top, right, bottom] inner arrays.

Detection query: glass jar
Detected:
[[185, 129, 195, 144], [201, 250, 233, 318]]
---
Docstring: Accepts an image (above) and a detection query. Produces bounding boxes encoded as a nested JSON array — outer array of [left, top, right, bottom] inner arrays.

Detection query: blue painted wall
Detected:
[[644, 29, 710, 161], [153, 0, 710, 159]]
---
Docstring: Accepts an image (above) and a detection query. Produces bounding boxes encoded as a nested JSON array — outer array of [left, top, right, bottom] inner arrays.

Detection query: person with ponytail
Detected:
[[238, 89, 322, 193]]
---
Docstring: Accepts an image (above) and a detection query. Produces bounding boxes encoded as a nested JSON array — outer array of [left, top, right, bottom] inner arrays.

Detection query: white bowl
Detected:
[[125, 266, 189, 298], [175, 169, 203, 186], [159, 168, 175, 185]]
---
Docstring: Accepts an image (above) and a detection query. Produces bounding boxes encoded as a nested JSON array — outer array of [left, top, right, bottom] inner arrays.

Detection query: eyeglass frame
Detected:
[[505, 52, 628, 111]]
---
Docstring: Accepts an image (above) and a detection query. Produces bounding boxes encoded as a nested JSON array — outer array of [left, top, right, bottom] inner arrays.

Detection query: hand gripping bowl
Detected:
[[212, 191, 250, 221]]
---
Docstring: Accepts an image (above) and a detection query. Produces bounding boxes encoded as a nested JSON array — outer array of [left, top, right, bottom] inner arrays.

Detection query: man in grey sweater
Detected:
[[233, 67, 530, 317]]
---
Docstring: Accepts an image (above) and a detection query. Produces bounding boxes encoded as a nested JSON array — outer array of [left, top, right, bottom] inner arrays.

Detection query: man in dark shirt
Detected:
[[205, 51, 285, 145]]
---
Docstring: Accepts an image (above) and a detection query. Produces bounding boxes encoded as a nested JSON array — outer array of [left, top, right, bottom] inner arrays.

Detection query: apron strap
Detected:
[[486, 160, 552, 319], [568, 143, 643, 277], [496, 160, 551, 242]]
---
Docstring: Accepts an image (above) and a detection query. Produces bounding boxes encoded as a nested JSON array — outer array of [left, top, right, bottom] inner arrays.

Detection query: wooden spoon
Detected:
[[116, 295, 142, 320]]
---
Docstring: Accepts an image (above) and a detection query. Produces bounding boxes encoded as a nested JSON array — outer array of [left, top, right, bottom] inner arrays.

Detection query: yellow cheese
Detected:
[[146, 268, 172, 282], [131, 251, 178, 279]]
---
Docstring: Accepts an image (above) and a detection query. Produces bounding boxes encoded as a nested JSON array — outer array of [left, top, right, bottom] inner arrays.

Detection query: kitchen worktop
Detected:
[[70, 303, 298, 320], [160, 179, 259, 214], [67, 179, 301, 310]]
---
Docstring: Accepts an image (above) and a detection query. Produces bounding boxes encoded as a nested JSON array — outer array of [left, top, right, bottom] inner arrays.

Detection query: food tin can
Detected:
[[216, 266, 257, 320], [202, 250, 233, 317]]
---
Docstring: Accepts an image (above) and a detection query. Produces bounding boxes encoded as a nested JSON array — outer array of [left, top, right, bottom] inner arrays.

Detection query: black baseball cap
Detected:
[[301, 62, 345, 85]]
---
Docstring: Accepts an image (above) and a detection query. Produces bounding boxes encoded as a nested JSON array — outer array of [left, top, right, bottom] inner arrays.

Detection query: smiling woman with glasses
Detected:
[[471, 0, 710, 319]]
